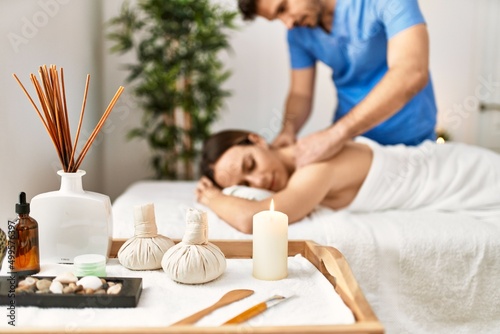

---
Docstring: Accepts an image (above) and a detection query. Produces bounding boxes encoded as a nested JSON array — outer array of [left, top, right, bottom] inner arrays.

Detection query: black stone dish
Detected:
[[0, 275, 142, 308]]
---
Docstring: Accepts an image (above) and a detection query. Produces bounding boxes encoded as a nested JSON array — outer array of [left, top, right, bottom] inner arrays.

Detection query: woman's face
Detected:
[[212, 142, 290, 192]]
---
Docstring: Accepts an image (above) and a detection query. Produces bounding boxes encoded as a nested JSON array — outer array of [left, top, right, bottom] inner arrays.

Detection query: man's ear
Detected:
[[247, 133, 268, 147]]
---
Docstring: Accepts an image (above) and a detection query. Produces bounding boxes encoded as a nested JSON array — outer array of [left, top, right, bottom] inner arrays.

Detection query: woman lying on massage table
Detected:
[[196, 130, 500, 233]]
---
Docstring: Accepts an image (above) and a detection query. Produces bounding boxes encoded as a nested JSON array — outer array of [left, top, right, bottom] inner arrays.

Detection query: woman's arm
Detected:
[[196, 182, 269, 234], [196, 162, 335, 234]]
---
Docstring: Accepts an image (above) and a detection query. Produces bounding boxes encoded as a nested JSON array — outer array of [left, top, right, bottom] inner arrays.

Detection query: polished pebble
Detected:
[[36, 279, 52, 291], [63, 285, 75, 294], [54, 272, 78, 284], [107, 283, 122, 295], [77, 276, 102, 290], [19, 276, 38, 288], [15, 276, 122, 295], [49, 280, 63, 294]]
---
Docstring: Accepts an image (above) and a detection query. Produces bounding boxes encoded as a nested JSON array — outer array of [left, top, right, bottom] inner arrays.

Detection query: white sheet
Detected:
[[112, 180, 500, 334]]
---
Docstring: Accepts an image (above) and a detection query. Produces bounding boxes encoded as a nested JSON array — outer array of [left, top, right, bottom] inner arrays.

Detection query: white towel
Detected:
[[348, 138, 500, 220], [0, 256, 355, 328]]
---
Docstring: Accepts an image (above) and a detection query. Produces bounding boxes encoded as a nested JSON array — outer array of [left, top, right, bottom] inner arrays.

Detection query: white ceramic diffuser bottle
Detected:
[[31, 170, 113, 264]]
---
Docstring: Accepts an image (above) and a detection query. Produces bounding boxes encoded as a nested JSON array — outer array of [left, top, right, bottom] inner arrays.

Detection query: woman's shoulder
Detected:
[[289, 141, 372, 187], [287, 160, 337, 191]]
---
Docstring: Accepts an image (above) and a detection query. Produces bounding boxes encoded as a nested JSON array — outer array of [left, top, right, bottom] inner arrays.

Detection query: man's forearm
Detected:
[[283, 93, 314, 135]]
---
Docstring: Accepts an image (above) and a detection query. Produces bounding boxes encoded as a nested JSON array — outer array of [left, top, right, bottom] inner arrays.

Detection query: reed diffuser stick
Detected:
[[14, 73, 65, 168], [13, 65, 124, 172], [68, 74, 90, 172], [73, 86, 124, 170]]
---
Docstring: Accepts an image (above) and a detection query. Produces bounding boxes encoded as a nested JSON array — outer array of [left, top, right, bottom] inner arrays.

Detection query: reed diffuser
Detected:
[[13, 65, 124, 264], [13, 65, 123, 171]]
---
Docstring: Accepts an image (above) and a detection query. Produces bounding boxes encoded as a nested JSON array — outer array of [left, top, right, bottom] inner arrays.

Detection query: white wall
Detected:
[[421, 0, 500, 148], [421, 0, 479, 144], [474, 0, 500, 150], [1, 0, 498, 225], [0, 0, 103, 229]]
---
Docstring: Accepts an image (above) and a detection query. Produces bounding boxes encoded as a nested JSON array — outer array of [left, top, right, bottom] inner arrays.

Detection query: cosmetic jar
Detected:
[[74, 254, 107, 277]]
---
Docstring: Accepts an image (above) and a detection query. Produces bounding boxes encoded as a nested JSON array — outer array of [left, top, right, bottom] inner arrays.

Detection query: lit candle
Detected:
[[252, 199, 288, 280]]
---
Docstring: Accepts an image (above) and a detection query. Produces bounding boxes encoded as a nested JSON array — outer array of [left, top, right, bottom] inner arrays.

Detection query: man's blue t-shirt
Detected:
[[288, 0, 437, 145]]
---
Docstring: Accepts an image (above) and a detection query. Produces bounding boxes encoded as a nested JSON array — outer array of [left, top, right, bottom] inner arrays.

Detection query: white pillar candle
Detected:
[[252, 199, 288, 280]]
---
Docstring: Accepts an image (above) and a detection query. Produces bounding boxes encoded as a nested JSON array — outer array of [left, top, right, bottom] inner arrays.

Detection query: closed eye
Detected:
[[243, 155, 256, 173], [248, 157, 256, 172], [240, 156, 255, 187], [277, 3, 286, 16]]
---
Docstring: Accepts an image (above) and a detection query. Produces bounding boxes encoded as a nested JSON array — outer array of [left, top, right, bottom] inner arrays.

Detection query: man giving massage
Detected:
[[196, 130, 500, 234]]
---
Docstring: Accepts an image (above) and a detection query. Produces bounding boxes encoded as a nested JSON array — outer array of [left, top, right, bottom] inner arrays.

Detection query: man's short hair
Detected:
[[238, 0, 258, 20]]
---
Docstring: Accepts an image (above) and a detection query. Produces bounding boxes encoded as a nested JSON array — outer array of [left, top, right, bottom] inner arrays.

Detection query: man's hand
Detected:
[[295, 125, 349, 167], [271, 128, 296, 148], [196, 176, 223, 206]]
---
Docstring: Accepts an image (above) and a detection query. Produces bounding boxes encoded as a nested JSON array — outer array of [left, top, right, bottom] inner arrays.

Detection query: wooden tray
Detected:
[[5, 240, 384, 334]]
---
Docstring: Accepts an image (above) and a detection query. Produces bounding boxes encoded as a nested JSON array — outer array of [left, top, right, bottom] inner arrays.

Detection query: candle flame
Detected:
[[270, 199, 275, 211], [436, 137, 445, 144]]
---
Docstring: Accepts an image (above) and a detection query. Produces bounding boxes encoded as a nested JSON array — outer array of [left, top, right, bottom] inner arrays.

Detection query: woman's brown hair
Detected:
[[200, 130, 254, 188]]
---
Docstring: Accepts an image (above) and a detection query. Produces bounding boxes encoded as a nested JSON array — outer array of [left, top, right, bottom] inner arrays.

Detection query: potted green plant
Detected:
[[107, 0, 237, 179]]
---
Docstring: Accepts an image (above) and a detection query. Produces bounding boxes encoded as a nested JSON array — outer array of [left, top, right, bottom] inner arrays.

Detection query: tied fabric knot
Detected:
[[182, 209, 208, 245], [162, 208, 226, 284], [134, 220, 158, 238], [133, 202, 158, 237], [118, 203, 175, 270]]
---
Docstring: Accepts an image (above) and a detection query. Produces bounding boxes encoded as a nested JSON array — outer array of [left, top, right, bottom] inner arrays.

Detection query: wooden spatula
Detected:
[[171, 289, 254, 326]]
